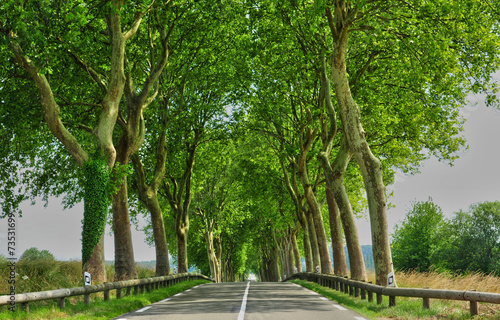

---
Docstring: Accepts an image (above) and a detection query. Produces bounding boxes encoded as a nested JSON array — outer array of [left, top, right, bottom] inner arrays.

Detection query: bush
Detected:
[[19, 247, 55, 262]]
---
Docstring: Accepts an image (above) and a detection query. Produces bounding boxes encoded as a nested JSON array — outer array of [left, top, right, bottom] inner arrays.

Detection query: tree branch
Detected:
[[123, 0, 158, 41], [9, 39, 89, 166]]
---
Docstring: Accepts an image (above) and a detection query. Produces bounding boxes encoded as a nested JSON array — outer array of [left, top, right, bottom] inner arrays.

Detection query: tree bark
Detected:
[[146, 194, 170, 276], [319, 142, 367, 281], [204, 228, 220, 282], [164, 130, 200, 275], [306, 209, 321, 270], [82, 234, 106, 284], [176, 223, 189, 273], [280, 160, 310, 272], [111, 172, 138, 280], [302, 224, 313, 272], [286, 235, 294, 277], [132, 144, 170, 276], [326, 186, 348, 276], [326, 4, 395, 285], [291, 228, 302, 273]]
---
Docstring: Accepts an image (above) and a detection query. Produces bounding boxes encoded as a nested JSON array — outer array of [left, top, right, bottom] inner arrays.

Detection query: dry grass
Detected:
[[363, 270, 500, 293], [396, 270, 500, 293], [362, 270, 500, 319], [0, 260, 157, 295]]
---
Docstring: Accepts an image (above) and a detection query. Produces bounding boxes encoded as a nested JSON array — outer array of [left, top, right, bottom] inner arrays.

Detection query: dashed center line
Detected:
[[174, 293, 183, 297], [355, 317, 367, 320], [136, 306, 152, 313], [320, 297, 328, 301], [161, 298, 171, 302]]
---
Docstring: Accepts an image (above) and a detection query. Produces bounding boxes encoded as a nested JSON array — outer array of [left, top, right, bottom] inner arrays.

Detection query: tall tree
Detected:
[[2, 0, 155, 281]]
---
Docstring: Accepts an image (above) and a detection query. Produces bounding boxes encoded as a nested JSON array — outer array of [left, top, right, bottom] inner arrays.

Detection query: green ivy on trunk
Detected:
[[82, 159, 110, 266]]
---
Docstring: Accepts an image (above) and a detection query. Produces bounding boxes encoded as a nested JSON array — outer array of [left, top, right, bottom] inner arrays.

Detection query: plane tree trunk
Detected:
[[326, 186, 348, 276], [326, 3, 395, 286], [163, 129, 202, 274]]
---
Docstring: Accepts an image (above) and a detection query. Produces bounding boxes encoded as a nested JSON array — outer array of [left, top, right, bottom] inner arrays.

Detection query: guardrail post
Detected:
[[422, 287, 430, 309], [367, 282, 374, 302], [58, 297, 65, 309], [104, 289, 110, 301], [126, 286, 132, 296], [349, 284, 353, 296], [84, 294, 90, 305], [360, 281, 366, 300], [389, 295, 396, 307], [21, 302, 29, 313], [140, 284, 145, 294], [376, 283, 383, 304], [355, 286, 360, 298], [470, 290, 478, 316], [116, 288, 122, 299]]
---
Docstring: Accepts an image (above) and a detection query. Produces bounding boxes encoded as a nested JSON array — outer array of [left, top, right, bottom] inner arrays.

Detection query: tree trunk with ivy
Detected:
[[82, 160, 110, 284]]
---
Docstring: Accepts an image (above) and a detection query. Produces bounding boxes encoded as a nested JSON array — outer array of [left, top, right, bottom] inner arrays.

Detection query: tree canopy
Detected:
[[1, 0, 499, 283]]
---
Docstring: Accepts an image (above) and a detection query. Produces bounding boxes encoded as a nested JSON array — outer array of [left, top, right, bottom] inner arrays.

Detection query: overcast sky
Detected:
[[1, 75, 500, 261]]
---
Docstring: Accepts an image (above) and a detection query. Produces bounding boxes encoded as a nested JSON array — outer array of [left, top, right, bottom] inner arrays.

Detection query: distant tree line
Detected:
[[391, 199, 500, 274]]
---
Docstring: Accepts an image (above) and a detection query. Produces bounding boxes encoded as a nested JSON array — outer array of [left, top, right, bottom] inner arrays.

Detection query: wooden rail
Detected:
[[284, 272, 500, 316], [0, 272, 212, 312]]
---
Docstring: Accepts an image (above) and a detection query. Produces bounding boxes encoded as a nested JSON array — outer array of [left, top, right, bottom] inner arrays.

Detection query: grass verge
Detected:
[[0, 279, 210, 320], [290, 280, 500, 320]]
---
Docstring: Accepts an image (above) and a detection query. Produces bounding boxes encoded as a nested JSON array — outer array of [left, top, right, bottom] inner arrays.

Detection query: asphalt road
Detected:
[[113, 282, 368, 320]]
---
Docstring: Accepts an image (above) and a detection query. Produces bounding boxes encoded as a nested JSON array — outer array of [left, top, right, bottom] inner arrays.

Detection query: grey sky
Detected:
[[1, 76, 500, 261]]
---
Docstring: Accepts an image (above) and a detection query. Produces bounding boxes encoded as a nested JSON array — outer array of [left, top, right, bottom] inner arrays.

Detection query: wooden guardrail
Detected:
[[284, 272, 500, 316], [0, 272, 212, 312]]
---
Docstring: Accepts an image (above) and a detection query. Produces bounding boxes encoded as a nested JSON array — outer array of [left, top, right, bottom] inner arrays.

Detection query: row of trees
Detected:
[[392, 200, 500, 274], [1, 0, 499, 286]]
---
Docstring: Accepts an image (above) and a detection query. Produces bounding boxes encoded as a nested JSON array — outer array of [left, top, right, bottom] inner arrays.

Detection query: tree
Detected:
[[2, 0, 154, 282], [19, 248, 55, 262], [431, 201, 500, 274], [391, 198, 444, 271]]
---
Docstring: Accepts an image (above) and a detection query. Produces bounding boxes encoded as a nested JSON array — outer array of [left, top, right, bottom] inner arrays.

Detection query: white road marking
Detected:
[[237, 281, 251, 320], [355, 317, 367, 320], [186, 289, 192, 292], [309, 291, 319, 295], [333, 304, 348, 311], [320, 297, 328, 301], [136, 306, 152, 313], [161, 298, 171, 302], [174, 293, 183, 296]]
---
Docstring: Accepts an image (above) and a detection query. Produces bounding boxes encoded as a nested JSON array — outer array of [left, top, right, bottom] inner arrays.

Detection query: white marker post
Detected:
[[387, 272, 395, 287], [84, 272, 91, 286]]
